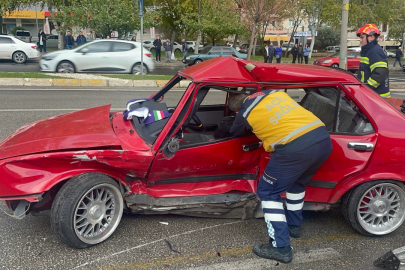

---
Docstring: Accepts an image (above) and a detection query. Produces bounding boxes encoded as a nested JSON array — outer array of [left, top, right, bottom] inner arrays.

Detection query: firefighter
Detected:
[[229, 90, 332, 263], [357, 23, 390, 98]]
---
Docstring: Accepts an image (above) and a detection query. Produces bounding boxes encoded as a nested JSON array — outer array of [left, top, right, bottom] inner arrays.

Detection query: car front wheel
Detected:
[[132, 63, 148, 75], [194, 59, 203, 64], [12, 51, 27, 64], [57, 61, 75, 73], [51, 173, 124, 248], [342, 181, 405, 236], [331, 63, 339, 68]]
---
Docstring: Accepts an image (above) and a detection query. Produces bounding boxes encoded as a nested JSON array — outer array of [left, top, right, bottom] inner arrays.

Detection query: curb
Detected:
[[0, 78, 403, 91]]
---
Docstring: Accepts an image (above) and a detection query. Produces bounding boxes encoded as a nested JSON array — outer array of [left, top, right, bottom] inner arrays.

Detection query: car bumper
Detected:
[[313, 61, 332, 67], [27, 50, 41, 59], [39, 59, 57, 72]]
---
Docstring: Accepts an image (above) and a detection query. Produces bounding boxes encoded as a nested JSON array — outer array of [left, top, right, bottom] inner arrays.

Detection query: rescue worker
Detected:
[[229, 90, 332, 263], [357, 23, 390, 98]]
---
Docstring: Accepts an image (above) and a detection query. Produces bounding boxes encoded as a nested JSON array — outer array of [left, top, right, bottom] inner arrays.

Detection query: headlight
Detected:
[[186, 56, 190, 60], [323, 60, 332, 64], [42, 55, 57, 61]]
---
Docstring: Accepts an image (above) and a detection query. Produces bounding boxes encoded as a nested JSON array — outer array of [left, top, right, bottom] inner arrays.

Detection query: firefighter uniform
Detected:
[[230, 90, 332, 248], [357, 39, 390, 98]]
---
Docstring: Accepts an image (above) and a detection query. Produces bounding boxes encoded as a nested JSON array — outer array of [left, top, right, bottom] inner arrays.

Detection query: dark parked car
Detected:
[[183, 45, 247, 64], [1, 57, 405, 249]]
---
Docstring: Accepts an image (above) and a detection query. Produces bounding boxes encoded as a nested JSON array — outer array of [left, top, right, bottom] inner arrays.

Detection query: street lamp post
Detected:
[[339, 0, 349, 70]]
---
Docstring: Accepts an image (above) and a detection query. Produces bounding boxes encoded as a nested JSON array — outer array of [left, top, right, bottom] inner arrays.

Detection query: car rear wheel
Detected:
[[132, 63, 148, 75], [57, 61, 75, 73], [51, 173, 124, 248], [331, 63, 339, 68], [175, 48, 181, 53], [194, 59, 203, 64], [12, 51, 27, 64], [342, 181, 405, 236]]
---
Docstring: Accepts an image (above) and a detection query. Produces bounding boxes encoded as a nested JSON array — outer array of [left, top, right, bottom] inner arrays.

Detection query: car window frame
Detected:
[[111, 41, 136, 52], [80, 41, 112, 53], [0, 37, 15, 44]]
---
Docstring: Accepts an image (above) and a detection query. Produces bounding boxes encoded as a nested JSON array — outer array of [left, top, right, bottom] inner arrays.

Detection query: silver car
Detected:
[[40, 40, 154, 74]]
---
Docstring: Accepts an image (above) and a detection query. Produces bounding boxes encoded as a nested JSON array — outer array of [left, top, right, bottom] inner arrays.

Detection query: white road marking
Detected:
[[186, 247, 340, 270], [70, 220, 243, 270]]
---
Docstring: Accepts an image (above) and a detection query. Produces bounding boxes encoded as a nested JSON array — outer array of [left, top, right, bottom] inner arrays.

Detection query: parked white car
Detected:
[[142, 40, 154, 50], [0, 35, 40, 63], [40, 40, 154, 74], [186, 41, 204, 52]]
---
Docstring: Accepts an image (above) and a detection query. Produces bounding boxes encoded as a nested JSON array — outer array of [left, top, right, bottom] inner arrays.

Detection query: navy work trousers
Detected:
[[257, 138, 332, 248]]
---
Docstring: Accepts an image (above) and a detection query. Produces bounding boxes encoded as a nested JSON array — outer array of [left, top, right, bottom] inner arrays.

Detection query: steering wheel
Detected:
[[187, 114, 206, 131]]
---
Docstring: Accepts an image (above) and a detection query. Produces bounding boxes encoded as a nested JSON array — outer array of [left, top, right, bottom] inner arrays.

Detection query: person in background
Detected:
[[106, 35, 111, 39], [268, 42, 274, 63], [64, 31, 74, 49], [298, 42, 304, 63], [303, 43, 310, 64], [182, 38, 188, 62], [291, 43, 298, 63], [163, 38, 173, 63], [153, 35, 162, 62], [357, 23, 390, 98], [228, 90, 332, 264], [393, 46, 403, 68], [225, 41, 230, 46], [131, 36, 137, 42], [38, 29, 47, 53], [275, 44, 282, 63], [263, 44, 270, 63], [76, 31, 87, 46]]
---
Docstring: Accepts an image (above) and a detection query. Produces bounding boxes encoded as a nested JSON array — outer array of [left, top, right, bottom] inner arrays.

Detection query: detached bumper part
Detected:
[[12, 200, 30, 219], [374, 247, 405, 269]]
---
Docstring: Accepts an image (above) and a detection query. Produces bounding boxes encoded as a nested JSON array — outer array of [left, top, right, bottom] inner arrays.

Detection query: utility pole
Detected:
[[139, 0, 144, 78], [339, 0, 349, 70]]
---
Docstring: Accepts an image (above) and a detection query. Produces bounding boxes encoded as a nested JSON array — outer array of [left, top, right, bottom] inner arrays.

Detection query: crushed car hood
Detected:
[[0, 105, 121, 160]]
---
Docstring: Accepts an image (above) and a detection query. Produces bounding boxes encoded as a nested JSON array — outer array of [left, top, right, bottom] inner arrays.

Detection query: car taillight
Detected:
[[31, 45, 36, 49], [145, 53, 151, 58]]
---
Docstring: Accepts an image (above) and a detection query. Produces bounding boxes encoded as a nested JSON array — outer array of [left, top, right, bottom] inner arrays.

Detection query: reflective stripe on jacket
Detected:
[[357, 40, 390, 97]]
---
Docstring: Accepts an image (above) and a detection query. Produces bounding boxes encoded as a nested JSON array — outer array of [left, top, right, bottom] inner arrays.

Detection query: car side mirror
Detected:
[[163, 138, 180, 159], [81, 48, 89, 54], [208, 52, 211, 55]]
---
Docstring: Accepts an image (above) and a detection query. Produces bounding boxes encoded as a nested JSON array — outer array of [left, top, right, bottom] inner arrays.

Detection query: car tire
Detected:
[[175, 48, 181, 53], [194, 59, 203, 64], [12, 51, 27, 64], [150, 47, 155, 53], [51, 173, 124, 249], [57, 61, 75, 73], [132, 63, 148, 75], [188, 48, 194, 53], [342, 180, 405, 236], [331, 63, 339, 68]]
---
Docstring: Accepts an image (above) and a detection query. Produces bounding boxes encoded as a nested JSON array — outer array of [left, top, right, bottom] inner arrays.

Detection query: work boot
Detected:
[[253, 243, 292, 263], [288, 225, 301, 238]]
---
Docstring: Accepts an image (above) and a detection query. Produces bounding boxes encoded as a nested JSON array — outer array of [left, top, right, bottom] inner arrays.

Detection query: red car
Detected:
[[1, 57, 405, 249], [313, 51, 360, 72]]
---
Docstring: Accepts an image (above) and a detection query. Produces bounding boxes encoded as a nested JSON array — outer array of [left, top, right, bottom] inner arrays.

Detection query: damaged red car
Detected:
[[1, 57, 405, 249]]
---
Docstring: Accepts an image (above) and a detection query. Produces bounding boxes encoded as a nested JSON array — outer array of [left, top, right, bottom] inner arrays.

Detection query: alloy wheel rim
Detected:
[[74, 183, 123, 244], [132, 65, 145, 75], [58, 63, 74, 73], [14, 53, 25, 63], [357, 183, 405, 235]]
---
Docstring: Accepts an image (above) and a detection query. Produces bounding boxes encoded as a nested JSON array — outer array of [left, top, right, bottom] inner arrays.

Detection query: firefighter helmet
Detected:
[[357, 24, 381, 37]]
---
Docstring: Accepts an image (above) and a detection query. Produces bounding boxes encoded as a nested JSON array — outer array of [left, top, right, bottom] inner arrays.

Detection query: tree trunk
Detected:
[[233, 33, 238, 48], [247, 22, 257, 60], [0, 16, 3, 34], [309, 34, 315, 58]]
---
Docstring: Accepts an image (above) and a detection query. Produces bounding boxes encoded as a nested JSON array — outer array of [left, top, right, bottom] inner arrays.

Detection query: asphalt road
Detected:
[[0, 59, 184, 75], [0, 88, 405, 270]]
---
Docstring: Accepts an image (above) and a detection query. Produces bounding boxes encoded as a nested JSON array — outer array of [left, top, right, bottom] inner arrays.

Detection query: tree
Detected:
[[315, 26, 340, 50], [236, 0, 289, 60], [283, 0, 306, 57]]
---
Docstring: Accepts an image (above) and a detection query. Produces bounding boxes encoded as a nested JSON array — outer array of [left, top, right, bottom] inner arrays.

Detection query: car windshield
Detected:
[[124, 75, 188, 144], [17, 32, 30, 36], [201, 46, 212, 54]]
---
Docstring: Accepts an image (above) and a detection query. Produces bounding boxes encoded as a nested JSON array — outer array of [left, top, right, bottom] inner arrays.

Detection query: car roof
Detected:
[[179, 57, 359, 84]]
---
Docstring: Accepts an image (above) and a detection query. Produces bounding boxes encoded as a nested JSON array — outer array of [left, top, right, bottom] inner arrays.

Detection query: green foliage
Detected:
[[314, 26, 340, 50], [11, 26, 26, 35]]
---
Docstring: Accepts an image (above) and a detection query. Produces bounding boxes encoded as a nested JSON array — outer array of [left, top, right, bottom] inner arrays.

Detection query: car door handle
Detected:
[[348, 142, 374, 151], [243, 142, 262, 152]]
